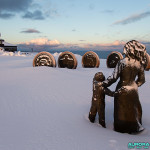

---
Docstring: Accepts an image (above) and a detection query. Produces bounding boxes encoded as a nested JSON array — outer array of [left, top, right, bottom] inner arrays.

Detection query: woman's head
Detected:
[[123, 40, 146, 65]]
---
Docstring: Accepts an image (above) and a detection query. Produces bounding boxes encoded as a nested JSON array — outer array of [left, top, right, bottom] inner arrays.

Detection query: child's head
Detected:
[[94, 72, 105, 82]]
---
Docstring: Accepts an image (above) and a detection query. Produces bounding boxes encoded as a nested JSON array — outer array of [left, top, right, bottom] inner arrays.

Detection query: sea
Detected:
[[20, 49, 123, 59], [49, 50, 117, 59], [20, 49, 150, 59]]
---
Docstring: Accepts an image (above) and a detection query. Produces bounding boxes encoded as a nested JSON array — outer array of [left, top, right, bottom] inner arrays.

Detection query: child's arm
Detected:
[[104, 87, 115, 97], [104, 86, 128, 97], [115, 87, 128, 96]]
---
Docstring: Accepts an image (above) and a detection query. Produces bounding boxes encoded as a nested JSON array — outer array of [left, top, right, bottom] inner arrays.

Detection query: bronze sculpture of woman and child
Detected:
[[89, 40, 147, 134]]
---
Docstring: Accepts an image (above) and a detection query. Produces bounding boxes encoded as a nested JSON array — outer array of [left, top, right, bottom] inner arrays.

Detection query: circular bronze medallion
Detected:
[[33, 51, 56, 67], [144, 53, 150, 71], [58, 51, 77, 69], [107, 51, 123, 68], [82, 51, 100, 68]]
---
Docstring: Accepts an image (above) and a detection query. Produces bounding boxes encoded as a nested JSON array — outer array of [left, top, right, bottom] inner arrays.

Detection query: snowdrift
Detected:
[[0, 51, 150, 150]]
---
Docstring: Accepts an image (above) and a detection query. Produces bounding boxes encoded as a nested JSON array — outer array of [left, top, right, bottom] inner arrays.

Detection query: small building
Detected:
[[0, 37, 17, 52], [0, 39, 4, 46]]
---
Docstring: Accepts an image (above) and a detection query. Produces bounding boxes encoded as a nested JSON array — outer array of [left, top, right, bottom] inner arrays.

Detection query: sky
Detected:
[[0, 0, 150, 51]]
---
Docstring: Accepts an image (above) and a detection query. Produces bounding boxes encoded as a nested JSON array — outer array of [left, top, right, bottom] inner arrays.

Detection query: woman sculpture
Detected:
[[102, 40, 146, 133]]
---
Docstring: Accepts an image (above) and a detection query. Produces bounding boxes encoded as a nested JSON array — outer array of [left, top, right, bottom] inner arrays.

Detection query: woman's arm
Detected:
[[102, 61, 124, 87], [136, 66, 145, 87]]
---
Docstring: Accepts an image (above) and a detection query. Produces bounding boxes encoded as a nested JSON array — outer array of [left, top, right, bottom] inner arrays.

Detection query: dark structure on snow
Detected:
[[82, 51, 100, 68], [58, 51, 78, 69], [0, 36, 17, 52], [106, 51, 123, 68], [33, 51, 56, 67]]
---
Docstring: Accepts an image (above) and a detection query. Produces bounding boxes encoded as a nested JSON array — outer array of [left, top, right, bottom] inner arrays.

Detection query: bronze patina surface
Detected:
[[89, 72, 114, 128], [103, 40, 146, 133], [33, 52, 56, 67], [107, 51, 123, 68], [82, 51, 100, 68], [144, 53, 150, 71], [58, 51, 77, 69]]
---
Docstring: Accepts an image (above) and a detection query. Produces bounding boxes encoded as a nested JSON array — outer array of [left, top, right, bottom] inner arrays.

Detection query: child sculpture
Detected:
[[88, 72, 114, 128]]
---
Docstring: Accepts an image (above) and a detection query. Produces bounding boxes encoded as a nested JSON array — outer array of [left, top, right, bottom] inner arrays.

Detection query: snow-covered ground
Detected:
[[0, 50, 150, 150]]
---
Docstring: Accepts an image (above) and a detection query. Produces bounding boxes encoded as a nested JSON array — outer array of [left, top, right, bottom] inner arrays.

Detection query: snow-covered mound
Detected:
[[0, 49, 26, 57], [0, 53, 150, 150]]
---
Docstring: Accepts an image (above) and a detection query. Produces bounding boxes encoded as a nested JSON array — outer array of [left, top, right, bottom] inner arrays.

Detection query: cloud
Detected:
[[0, 0, 59, 20], [81, 40, 125, 51], [18, 38, 61, 51], [22, 10, 45, 20], [18, 38, 62, 52], [112, 11, 150, 25], [89, 4, 95, 10], [86, 40, 125, 47], [55, 40, 126, 51], [20, 38, 60, 46], [45, 9, 59, 18], [100, 10, 114, 14], [0, 0, 33, 19], [18, 39, 128, 51], [20, 38, 150, 52], [72, 29, 76, 32], [79, 40, 86, 42], [21, 29, 41, 33], [0, 0, 32, 12], [17, 39, 150, 52], [112, 40, 124, 46], [0, 0, 49, 20], [0, 11, 14, 19], [58, 40, 150, 52]]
